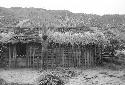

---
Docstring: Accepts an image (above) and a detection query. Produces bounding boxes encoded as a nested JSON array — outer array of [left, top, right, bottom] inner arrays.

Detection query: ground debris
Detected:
[[66, 70, 125, 85], [36, 74, 64, 85], [0, 68, 125, 85]]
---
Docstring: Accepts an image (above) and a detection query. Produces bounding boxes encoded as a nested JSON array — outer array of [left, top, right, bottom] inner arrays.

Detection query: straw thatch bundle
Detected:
[[0, 32, 14, 43], [0, 26, 109, 46], [0, 31, 41, 44], [45, 29, 109, 45]]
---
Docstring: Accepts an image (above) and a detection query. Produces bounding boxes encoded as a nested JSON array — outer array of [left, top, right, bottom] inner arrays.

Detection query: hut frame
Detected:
[[0, 26, 108, 69]]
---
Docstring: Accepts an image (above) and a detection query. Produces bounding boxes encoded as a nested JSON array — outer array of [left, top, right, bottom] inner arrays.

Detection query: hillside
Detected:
[[0, 7, 125, 28]]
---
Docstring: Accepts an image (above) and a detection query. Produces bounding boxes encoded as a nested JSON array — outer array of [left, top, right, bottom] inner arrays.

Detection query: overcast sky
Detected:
[[0, 0, 125, 15]]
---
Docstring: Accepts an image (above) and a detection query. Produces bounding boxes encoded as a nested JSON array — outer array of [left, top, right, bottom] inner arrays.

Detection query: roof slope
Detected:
[[0, 26, 109, 45]]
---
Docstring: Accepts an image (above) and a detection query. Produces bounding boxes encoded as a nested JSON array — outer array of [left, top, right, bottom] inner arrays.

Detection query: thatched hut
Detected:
[[43, 28, 109, 68], [0, 20, 109, 68]]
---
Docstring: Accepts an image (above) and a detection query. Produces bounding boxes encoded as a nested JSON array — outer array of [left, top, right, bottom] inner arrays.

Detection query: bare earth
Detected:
[[0, 67, 125, 85], [0, 69, 41, 84]]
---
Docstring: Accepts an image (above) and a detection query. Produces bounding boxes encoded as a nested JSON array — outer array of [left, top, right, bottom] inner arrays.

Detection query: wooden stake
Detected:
[[89, 45, 91, 66], [87, 46, 89, 67], [85, 46, 87, 67], [28, 46, 30, 68], [100, 45, 102, 64], [94, 45, 96, 66], [9, 44, 11, 69], [13, 44, 17, 68], [90, 45, 93, 66], [62, 49, 65, 67], [91, 45, 94, 66], [33, 47, 36, 68], [12, 45, 15, 68], [29, 46, 32, 68], [78, 47, 81, 67], [26, 43, 28, 68], [41, 46, 43, 68]]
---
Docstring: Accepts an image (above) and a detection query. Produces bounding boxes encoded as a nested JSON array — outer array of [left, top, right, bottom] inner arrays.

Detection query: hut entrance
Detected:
[[8, 42, 42, 69], [16, 43, 26, 57], [16, 43, 27, 68], [8, 43, 27, 68]]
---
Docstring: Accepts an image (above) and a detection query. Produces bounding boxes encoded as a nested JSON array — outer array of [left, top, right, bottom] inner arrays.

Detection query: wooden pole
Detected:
[[28, 46, 29, 68], [97, 45, 101, 65], [27, 46, 30, 68], [89, 45, 91, 66], [41, 46, 43, 68], [62, 48, 65, 67], [33, 47, 36, 68], [100, 45, 102, 64], [9, 44, 11, 69], [84, 46, 86, 67], [98, 45, 101, 65], [87, 46, 89, 67], [13, 44, 17, 68], [91, 45, 94, 66], [74, 47, 76, 67], [73, 46, 75, 67], [29, 46, 31, 68], [94, 45, 96, 66], [90, 45, 93, 66], [89, 45, 91, 67], [86, 46, 88, 67], [26, 43, 28, 67], [12, 44, 15, 68], [83, 46, 85, 66], [80, 46, 82, 66], [78, 46, 81, 67], [59, 44, 61, 67], [30, 46, 32, 68], [33, 47, 34, 68]]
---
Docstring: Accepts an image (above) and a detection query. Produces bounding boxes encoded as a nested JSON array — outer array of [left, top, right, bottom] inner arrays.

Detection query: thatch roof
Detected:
[[44, 29, 109, 45], [0, 24, 109, 45], [0, 30, 42, 44]]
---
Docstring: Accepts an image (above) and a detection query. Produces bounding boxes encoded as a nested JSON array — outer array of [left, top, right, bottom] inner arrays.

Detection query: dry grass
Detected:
[[0, 68, 41, 84], [66, 68, 125, 85], [0, 67, 125, 85]]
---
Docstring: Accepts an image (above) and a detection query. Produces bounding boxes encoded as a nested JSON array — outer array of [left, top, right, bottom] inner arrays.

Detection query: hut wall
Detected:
[[7, 42, 102, 69], [26, 43, 42, 68], [39, 44, 96, 68], [8, 44, 17, 68], [81, 45, 95, 67], [26, 44, 97, 68]]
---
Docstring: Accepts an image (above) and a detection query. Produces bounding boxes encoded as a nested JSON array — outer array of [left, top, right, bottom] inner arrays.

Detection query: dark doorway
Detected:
[[16, 43, 26, 56], [15, 43, 27, 68]]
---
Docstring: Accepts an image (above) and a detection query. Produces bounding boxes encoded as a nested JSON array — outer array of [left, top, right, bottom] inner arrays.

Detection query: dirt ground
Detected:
[[66, 68, 125, 85], [0, 68, 41, 84], [0, 66, 125, 85]]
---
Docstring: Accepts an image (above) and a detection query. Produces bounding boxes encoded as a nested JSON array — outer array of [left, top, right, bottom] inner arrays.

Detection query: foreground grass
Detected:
[[0, 66, 125, 85], [0, 69, 40, 85]]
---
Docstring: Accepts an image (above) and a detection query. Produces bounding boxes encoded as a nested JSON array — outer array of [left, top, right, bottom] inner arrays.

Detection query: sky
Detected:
[[0, 0, 125, 15]]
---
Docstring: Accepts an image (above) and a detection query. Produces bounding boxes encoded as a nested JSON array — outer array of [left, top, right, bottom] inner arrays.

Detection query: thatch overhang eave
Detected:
[[46, 30, 109, 45], [0, 32, 43, 44]]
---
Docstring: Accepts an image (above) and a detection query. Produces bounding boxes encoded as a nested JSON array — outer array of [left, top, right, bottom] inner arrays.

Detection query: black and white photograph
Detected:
[[0, 0, 125, 85]]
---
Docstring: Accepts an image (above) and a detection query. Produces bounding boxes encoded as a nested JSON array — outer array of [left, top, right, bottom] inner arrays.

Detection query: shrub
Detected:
[[36, 74, 64, 85], [113, 50, 125, 65]]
